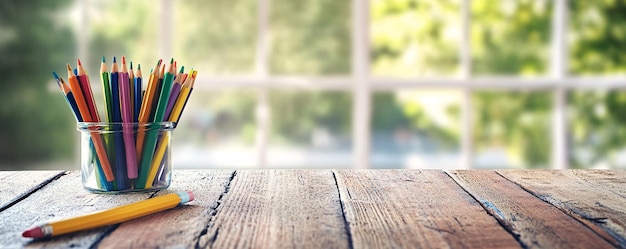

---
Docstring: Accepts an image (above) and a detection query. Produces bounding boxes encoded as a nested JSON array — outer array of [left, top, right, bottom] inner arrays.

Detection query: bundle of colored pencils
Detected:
[[53, 57, 197, 191]]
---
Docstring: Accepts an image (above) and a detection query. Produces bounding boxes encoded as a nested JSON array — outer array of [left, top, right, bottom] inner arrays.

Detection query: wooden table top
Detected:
[[0, 169, 624, 248]]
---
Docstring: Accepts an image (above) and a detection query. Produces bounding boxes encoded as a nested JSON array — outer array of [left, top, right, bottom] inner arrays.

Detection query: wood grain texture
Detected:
[[450, 170, 616, 249], [200, 170, 349, 249], [0, 171, 155, 248], [334, 169, 520, 249], [498, 169, 626, 247], [96, 170, 235, 249], [0, 171, 65, 211]]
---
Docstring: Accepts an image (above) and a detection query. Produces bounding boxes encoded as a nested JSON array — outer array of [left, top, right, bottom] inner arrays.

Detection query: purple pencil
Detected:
[[120, 56, 138, 179], [164, 66, 185, 120]]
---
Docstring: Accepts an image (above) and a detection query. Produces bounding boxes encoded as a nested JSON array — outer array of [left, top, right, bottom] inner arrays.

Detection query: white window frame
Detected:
[[79, 0, 626, 169]]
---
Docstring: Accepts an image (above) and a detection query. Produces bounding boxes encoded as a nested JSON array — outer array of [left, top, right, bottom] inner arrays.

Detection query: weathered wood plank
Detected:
[[0, 171, 155, 248], [0, 171, 65, 211], [449, 170, 615, 249], [200, 170, 349, 248], [334, 169, 520, 248], [497, 169, 626, 247], [96, 170, 235, 248]]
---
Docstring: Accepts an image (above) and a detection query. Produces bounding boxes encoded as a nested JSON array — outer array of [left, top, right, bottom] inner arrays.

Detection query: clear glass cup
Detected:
[[78, 122, 175, 193]]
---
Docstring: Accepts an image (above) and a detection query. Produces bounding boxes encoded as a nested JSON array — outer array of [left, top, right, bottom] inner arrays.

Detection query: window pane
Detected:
[[371, 0, 461, 77], [270, 0, 351, 75], [268, 90, 352, 168], [569, 1, 626, 75], [569, 90, 626, 169], [174, 0, 257, 75], [371, 90, 461, 169], [0, 1, 76, 168], [471, 0, 552, 75], [87, 0, 158, 76], [173, 90, 257, 168], [473, 91, 551, 168]]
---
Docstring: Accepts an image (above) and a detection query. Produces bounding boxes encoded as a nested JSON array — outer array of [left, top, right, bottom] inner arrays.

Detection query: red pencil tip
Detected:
[[22, 226, 44, 238], [122, 56, 126, 64], [77, 59, 82, 66]]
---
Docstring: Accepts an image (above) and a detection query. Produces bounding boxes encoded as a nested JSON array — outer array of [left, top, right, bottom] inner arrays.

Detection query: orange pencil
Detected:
[[67, 64, 115, 182], [67, 64, 91, 121], [136, 59, 163, 160]]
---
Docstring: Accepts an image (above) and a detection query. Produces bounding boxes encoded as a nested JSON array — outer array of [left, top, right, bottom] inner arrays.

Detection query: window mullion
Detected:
[[460, 0, 473, 169], [160, 0, 173, 60], [551, 0, 569, 169], [352, 0, 371, 169], [255, 0, 270, 168]]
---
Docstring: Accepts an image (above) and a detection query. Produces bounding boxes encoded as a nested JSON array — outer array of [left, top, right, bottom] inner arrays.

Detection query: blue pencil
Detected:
[[110, 57, 127, 190], [52, 72, 82, 122], [134, 64, 143, 122]]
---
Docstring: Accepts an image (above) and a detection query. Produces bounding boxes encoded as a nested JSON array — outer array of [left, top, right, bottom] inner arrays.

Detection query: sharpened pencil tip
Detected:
[[138, 64, 141, 70], [122, 56, 126, 65], [170, 58, 174, 64], [52, 72, 59, 79], [113, 56, 117, 63], [66, 64, 72, 71], [77, 58, 82, 66], [179, 66, 184, 73], [22, 226, 44, 238], [102, 56, 106, 63], [130, 61, 133, 69]]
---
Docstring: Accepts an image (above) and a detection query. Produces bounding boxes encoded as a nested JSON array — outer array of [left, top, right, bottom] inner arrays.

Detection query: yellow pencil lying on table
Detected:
[[22, 191, 194, 239]]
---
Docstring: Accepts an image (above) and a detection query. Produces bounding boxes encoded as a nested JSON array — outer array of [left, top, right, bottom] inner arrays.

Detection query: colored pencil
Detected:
[[110, 57, 127, 189], [171, 70, 197, 124], [134, 64, 142, 122], [100, 57, 114, 122], [67, 64, 115, 182], [150, 64, 166, 120], [164, 66, 185, 120], [53, 72, 81, 122], [120, 56, 138, 179], [22, 191, 195, 238], [77, 59, 100, 122], [129, 61, 135, 121], [136, 59, 162, 164]]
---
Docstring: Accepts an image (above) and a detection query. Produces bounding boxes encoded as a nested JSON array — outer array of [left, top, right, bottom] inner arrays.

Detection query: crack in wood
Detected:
[[88, 225, 120, 249], [331, 171, 354, 249], [494, 171, 625, 247], [0, 171, 67, 212], [443, 171, 529, 249], [195, 171, 237, 249]]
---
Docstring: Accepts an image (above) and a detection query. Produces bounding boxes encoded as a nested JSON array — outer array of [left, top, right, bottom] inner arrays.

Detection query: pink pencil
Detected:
[[120, 57, 138, 179]]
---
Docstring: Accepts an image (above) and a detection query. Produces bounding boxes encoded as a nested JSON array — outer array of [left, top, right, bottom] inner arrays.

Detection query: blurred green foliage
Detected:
[[175, 0, 257, 74], [471, 0, 551, 75], [269, 91, 352, 145], [371, 0, 460, 76], [0, 0, 76, 167], [270, 0, 350, 75]]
